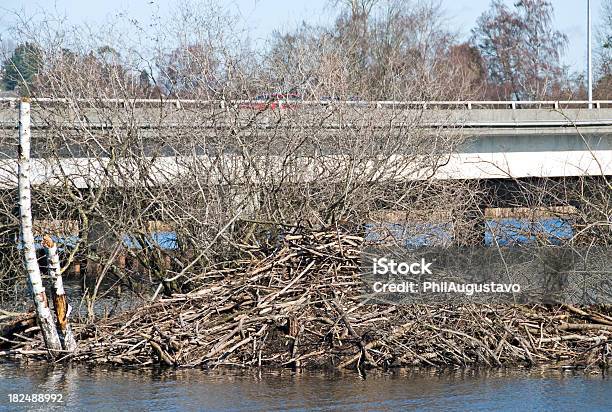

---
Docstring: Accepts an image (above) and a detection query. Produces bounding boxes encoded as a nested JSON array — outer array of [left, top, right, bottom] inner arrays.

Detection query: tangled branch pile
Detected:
[[2, 228, 610, 370]]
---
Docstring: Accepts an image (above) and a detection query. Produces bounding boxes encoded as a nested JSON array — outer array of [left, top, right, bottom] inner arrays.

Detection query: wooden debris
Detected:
[[1, 228, 610, 369]]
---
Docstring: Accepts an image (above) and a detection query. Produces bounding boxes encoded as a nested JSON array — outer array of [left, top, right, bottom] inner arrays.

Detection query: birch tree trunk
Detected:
[[18, 99, 62, 355], [42, 234, 77, 352]]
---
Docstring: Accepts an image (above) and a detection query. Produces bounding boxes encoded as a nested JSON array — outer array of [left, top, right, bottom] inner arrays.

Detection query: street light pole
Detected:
[[588, 0, 593, 108]]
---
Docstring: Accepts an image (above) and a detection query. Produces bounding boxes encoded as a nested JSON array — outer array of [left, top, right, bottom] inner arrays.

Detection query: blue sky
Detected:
[[0, 0, 604, 75]]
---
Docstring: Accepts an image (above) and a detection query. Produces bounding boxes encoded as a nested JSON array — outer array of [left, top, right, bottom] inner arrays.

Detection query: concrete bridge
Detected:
[[0, 98, 610, 188]]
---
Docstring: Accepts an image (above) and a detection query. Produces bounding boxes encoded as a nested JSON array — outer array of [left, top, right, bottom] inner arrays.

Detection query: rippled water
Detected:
[[0, 363, 609, 411]]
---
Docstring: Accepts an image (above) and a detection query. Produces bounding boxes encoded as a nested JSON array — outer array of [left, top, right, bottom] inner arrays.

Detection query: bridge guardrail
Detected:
[[1, 98, 612, 110]]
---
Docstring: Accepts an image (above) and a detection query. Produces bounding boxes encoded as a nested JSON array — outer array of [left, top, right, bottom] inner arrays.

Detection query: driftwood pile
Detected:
[[1, 228, 611, 370]]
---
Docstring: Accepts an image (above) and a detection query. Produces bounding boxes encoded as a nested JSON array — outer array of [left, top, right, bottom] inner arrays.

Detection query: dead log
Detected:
[[0, 312, 36, 346], [42, 235, 77, 352]]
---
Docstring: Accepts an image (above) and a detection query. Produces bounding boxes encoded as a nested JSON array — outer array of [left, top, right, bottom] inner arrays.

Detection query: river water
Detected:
[[0, 363, 609, 411]]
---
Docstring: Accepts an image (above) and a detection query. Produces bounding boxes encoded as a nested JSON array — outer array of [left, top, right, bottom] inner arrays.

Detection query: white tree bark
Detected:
[[18, 99, 62, 355], [42, 235, 77, 352]]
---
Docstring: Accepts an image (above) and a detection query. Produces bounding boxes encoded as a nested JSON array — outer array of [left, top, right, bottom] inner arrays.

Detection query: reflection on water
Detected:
[[484, 217, 573, 246], [0, 363, 609, 411], [365, 217, 574, 248]]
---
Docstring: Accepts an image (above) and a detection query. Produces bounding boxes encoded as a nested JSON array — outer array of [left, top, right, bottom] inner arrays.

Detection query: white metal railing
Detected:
[[0, 97, 612, 110]]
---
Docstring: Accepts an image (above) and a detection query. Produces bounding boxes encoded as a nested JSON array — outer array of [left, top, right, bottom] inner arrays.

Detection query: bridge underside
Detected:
[[0, 149, 609, 189], [1, 175, 606, 220], [0, 175, 607, 254]]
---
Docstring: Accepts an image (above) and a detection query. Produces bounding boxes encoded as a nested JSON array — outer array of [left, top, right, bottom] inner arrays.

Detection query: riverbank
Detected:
[[1, 230, 611, 370]]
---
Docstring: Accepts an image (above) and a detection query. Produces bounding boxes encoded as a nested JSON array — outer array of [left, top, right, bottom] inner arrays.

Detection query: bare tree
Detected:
[[1, 0, 604, 325], [471, 0, 568, 100], [17, 99, 62, 354], [0, 1, 478, 313], [269, 0, 474, 100], [595, 0, 612, 98]]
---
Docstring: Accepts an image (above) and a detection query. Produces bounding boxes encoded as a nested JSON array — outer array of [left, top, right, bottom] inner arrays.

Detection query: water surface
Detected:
[[0, 363, 609, 411]]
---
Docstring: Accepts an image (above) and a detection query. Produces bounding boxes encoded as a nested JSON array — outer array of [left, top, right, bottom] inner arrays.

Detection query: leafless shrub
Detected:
[[0, 1, 607, 318]]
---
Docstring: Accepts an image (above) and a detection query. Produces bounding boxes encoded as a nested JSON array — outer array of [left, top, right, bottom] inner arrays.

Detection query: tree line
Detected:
[[0, 0, 608, 100]]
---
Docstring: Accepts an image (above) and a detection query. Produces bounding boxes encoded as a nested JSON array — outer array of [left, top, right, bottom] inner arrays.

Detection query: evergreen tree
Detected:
[[1, 42, 43, 94]]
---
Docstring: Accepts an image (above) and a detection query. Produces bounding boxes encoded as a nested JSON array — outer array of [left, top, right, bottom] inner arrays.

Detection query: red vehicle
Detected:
[[239, 92, 302, 110]]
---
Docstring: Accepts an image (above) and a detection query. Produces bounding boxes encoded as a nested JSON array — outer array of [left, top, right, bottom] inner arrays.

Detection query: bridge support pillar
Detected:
[[231, 187, 261, 219], [454, 205, 486, 246], [85, 219, 122, 278]]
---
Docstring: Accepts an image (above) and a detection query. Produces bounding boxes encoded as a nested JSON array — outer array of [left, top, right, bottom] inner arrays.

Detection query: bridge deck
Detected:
[[0, 99, 609, 187]]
